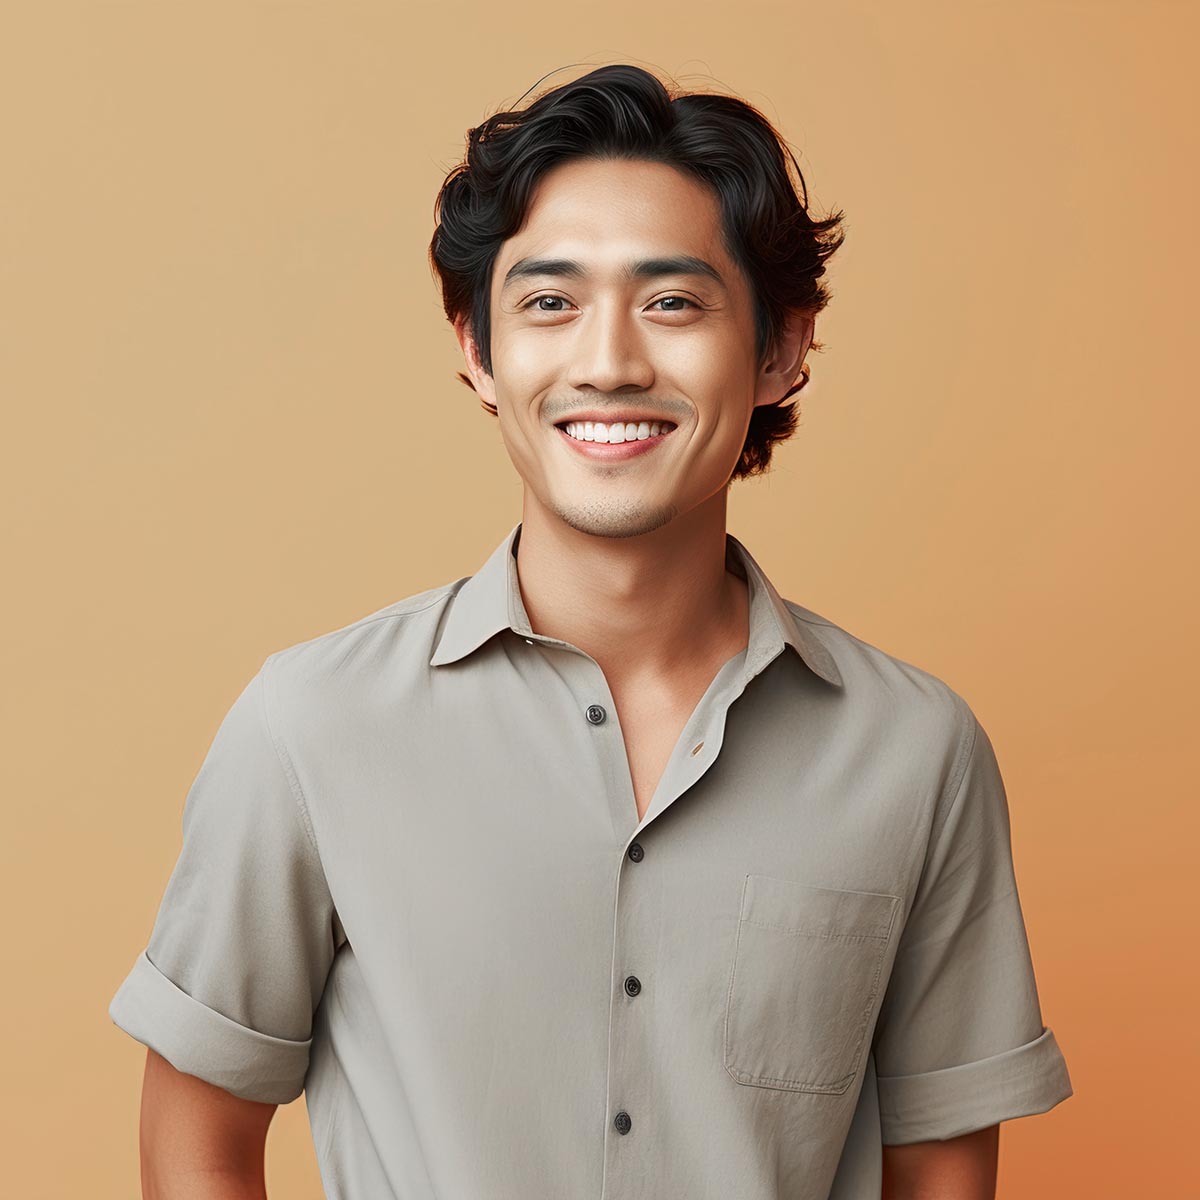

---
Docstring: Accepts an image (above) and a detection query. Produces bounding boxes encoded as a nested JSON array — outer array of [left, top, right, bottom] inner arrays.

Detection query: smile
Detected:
[[557, 419, 675, 443], [554, 419, 676, 460]]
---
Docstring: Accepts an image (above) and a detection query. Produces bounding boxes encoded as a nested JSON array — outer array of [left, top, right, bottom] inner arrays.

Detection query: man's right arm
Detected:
[[139, 1049, 277, 1200], [108, 661, 341, 1194]]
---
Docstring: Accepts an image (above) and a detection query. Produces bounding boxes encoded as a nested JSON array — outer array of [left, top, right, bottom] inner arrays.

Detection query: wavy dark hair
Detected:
[[428, 63, 846, 481]]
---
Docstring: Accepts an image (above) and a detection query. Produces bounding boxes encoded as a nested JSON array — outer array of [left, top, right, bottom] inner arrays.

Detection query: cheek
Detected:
[[660, 329, 751, 394], [679, 368, 756, 443], [494, 324, 560, 379], [493, 359, 559, 416]]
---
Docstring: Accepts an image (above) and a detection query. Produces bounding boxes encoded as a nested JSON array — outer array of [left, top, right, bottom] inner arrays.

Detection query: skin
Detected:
[[455, 156, 814, 826], [137, 155, 998, 1197], [882, 1124, 1000, 1198], [138, 1048, 275, 1198], [455, 156, 812, 697]]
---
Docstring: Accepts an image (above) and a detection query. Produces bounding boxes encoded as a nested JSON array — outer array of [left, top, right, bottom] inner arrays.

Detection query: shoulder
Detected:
[[783, 597, 977, 782], [257, 578, 463, 730]]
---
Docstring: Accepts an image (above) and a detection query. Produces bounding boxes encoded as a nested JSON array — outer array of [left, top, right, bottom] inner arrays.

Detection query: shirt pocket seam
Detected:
[[723, 875, 902, 1095]]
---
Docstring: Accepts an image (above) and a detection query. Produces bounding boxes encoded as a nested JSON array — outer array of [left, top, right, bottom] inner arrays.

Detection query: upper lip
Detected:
[[553, 411, 677, 427]]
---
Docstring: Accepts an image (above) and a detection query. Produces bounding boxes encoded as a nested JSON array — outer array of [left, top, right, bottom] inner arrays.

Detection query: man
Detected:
[[109, 64, 1072, 1199]]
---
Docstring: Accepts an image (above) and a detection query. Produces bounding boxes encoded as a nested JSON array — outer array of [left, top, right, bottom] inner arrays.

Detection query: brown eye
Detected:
[[650, 296, 698, 312], [521, 293, 698, 314], [523, 294, 570, 311]]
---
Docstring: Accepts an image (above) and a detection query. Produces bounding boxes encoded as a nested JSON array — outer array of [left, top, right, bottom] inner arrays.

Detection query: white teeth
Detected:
[[562, 420, 672, 442]]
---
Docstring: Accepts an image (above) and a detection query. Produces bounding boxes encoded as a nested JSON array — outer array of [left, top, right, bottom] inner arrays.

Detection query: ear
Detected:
[[453, 316, 499, 408], [753, 310, 815, 409]]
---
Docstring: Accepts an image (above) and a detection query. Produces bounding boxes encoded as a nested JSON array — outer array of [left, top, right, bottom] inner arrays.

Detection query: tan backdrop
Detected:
[[2, 3, 1194, 1197]]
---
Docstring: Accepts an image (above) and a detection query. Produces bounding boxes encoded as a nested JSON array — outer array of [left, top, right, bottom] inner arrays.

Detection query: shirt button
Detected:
[[586, 704, 607, 725], [627, 841, 644, 862], [614, 1110, 632, 1135], [624, 975, 641, 997]]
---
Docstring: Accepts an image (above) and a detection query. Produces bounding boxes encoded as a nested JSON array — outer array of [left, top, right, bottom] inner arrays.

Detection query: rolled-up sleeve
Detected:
[[872, 707, 1074, 1144], [108, 655, 340, 1104]]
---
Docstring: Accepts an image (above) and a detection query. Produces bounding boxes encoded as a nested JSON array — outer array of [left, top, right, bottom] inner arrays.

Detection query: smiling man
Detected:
[[109, 64, 1073, 1200]]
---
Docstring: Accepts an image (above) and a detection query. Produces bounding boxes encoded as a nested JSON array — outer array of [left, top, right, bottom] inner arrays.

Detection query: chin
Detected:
[[548, 497, 681, 539]]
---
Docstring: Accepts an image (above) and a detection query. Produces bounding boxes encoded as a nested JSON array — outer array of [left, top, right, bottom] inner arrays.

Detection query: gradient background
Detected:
[[3, 3, 1194, 1197]]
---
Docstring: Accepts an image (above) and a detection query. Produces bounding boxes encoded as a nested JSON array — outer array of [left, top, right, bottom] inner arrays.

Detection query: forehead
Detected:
[[494, 158, 730, 280]]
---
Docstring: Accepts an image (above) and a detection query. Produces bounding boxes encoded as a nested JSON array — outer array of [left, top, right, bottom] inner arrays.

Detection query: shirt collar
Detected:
[[429, 521, 842, 687]]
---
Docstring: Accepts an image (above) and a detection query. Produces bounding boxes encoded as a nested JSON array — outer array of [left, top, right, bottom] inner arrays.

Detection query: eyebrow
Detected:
[[500, 254, 728, 294]]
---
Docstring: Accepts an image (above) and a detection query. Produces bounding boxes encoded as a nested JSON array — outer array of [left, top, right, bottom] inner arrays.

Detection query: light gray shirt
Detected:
[[109, 520, 1073, 1198]]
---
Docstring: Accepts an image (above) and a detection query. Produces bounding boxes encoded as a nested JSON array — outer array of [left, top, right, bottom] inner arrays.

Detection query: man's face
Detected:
[[456, 157, 812, 539]]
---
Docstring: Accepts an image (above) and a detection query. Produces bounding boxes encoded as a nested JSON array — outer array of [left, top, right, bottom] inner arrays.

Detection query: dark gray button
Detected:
[[624, 975, 641, 997], [627, 841, 644, 862], [586, 704, 607, 725], [614, 1110, 632, 1134]]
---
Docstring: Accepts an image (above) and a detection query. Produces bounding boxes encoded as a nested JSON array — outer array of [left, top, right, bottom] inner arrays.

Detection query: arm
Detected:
[[871, 707, 1072, 1151], [881, 1124, 999, 1200], [139, 1048, 278, 1200], [108, 662, 341, 1191]]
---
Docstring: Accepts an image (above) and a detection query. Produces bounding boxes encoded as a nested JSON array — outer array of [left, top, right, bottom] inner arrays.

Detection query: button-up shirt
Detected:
[[108, 520, 1073, 1199]]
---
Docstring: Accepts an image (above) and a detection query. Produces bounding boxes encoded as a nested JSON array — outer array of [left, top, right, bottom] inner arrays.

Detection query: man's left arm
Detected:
[[881, 1124, 999, 1199], [871, 702, 1073, 1171]]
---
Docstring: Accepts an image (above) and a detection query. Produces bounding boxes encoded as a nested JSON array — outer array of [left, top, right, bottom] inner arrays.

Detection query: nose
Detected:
[[563, 298, 656, 394]]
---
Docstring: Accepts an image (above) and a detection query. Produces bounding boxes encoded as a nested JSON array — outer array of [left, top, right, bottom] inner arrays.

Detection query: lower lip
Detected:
[[554, 425, 675, 460]]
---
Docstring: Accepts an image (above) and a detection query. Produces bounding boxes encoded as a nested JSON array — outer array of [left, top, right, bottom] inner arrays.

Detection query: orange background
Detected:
[[3, 4, 1194, 1197]]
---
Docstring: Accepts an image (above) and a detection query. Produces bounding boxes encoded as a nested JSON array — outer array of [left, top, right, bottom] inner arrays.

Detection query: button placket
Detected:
[[582, 671, 655, 1170], [606, 829, 650, 1164]]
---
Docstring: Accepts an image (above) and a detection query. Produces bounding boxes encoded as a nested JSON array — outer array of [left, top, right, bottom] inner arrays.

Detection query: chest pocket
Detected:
[[723, 874, 902, 1094]]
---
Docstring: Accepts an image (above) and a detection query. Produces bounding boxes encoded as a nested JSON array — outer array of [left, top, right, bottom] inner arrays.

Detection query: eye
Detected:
[[520, 294, 699, 312], [648, 295, 698, 312], [523, 294, 572, 312]]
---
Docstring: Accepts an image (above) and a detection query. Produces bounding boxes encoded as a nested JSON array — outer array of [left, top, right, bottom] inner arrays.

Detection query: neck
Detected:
[[513, 492, 749, 679]]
